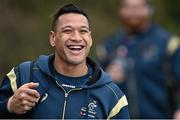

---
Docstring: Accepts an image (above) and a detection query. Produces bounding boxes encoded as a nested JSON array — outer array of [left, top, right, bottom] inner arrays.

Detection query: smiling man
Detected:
[[0, 4, 129, 119]]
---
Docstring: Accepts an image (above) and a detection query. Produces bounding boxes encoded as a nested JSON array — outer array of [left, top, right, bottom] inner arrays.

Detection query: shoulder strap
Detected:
[[18, 61, 51, 100], [18, 61, 33, 85], [165, 35, 180, 88], [165, 35, 180, 87], [164, 35, 180, 115]]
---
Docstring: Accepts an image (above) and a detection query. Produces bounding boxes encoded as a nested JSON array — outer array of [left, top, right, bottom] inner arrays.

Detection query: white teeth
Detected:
[[68, 45, 83, 49]]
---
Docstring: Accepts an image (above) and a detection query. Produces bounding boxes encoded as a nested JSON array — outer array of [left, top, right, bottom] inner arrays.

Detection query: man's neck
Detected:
[[53, 56, 88, 77]]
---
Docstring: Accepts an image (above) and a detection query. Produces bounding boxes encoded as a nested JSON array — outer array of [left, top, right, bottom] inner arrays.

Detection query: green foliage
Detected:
[[0, 0, 179, 80]]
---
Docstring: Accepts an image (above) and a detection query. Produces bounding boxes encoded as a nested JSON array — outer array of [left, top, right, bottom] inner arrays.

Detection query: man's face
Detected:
[[50, 13, 92, 65], [119, 0, 151, 29]]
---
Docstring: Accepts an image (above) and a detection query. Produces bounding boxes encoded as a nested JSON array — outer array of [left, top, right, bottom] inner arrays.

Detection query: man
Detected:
[[97, 0, 180, 119], [0, 4, 129, 119]]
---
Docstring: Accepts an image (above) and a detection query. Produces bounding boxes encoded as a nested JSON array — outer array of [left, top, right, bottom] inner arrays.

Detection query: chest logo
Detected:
[[80, 100, 97, 118]]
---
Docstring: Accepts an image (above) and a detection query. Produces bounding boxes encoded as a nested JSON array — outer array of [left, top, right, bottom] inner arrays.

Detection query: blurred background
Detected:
[[0, 0, 180, 80]]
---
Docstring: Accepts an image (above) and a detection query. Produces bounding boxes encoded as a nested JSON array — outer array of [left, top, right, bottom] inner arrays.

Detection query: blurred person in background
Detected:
[[0, 4, 130, 119], [96, 0, 180, 118]]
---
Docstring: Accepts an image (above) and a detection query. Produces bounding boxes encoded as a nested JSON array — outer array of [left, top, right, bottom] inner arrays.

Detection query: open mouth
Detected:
[[67, 45, 85, 51]]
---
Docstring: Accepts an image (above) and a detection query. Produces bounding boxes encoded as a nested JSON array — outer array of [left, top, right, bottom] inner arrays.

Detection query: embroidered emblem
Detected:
[[80, 100, 98, 118], [87, 100, 97, 118]]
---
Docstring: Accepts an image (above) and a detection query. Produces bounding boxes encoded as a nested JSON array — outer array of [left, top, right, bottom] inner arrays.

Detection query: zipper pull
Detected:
[[65, 93, 68, 98]]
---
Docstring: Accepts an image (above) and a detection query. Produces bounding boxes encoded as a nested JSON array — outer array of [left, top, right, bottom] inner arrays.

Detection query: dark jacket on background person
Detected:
[[99, 23, 180, 118], [0, 55, 129, 119]]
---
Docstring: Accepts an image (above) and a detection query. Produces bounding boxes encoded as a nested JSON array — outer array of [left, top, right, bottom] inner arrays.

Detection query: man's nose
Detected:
[[71, 31, 82, 42]]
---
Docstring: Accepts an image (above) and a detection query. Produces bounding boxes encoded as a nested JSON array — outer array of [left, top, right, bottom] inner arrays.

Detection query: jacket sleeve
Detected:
[[172, 44, 180, 110], [107, 95, 130, 119], [105, 82, 130, 119], [0, 67, 19, 118], [168, 36, 180, 111]]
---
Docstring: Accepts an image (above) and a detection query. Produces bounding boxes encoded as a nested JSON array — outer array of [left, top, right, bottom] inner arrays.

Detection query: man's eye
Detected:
[[63, 29, 72, 33], [80, 30, 88, 34]]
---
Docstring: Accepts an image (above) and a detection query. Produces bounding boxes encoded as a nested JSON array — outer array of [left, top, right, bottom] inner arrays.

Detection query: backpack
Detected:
[[17, 61, 50, 99], [18, 61, 34, 85]]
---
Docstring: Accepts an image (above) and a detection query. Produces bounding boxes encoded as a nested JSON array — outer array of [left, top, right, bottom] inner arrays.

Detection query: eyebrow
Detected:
[[81, 26, 90, 30], [61, 25, 89, 30]]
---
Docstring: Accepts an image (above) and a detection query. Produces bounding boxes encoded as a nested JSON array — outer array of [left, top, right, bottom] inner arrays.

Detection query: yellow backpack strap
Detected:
[[166, 35, 180, 56]]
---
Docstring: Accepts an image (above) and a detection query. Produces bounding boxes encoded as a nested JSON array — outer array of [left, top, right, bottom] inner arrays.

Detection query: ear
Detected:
[[89, 31, 93, 47], [49, 31, 56, 47]]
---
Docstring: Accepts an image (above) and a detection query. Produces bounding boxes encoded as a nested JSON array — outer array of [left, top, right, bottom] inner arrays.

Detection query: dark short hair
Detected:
[[52, 4, 89, 31]]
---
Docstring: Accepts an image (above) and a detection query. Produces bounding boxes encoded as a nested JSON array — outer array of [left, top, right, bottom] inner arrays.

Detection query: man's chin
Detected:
[[66, 57, 85, 66]]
